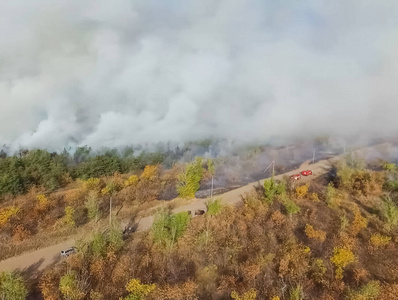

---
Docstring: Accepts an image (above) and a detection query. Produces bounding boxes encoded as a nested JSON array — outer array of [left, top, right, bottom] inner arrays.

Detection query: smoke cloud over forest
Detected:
[[1, 1, 398, 151]]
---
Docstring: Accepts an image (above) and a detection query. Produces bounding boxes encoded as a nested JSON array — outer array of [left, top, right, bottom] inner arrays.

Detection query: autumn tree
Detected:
[[349, 206, 367, 236], [295, 184, 309, 199], [124, 175, 138, 187], [0, 206, 19, 229], [330, 247, 356, 280], [177, 157, 203, 199], [36, 194, 50, 212], [0, 272, 28, 300], [305, 224, 326, 243], [140, 165, 159, 181], [121, 279, 156, 300], [231, 288, 257, 300]]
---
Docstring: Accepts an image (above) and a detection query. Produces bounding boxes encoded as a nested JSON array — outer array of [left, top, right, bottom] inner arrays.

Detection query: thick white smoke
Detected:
[[0, 0, 398, 151]]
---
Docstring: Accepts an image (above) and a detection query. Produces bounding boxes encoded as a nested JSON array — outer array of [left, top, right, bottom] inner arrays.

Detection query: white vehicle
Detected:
[[61, 247, 76, 257]]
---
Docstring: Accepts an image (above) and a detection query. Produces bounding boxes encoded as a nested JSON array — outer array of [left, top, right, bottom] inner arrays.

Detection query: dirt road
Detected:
[[0, 143, 388, 273]]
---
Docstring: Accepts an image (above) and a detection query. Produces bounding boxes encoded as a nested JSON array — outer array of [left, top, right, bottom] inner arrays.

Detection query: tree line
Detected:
[[0, 144, 205, 198]]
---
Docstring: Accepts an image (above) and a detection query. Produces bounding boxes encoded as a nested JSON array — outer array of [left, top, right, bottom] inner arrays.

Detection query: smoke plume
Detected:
[[1, 1, 398, 151]]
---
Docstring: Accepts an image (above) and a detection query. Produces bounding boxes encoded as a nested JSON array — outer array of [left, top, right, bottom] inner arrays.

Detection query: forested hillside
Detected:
[[2, 155, 398, 299]]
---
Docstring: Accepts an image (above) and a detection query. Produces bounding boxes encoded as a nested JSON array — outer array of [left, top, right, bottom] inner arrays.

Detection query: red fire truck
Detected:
[[290, 174, 301, 181], [301, 170, 313, 176]]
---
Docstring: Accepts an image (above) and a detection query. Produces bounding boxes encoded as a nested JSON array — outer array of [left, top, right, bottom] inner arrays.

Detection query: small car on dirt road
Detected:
[[301, 170, 313, 176], [61, 247, 76, 257]]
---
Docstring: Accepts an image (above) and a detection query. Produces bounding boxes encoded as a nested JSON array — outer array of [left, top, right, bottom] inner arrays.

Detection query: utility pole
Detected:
[[263, 159, 276, 175], [343, 141, 346, 155], [210, 175, 214, 198], [272, 158, 275, 175], [312, 147, 315, 164]]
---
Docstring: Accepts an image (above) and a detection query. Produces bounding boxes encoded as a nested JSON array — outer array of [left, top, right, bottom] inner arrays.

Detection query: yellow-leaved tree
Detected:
[[120, 279, 156, 300], [0, 206, 19, 229]]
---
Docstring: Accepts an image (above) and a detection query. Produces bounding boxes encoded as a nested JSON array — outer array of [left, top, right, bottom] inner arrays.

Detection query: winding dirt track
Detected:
[[0, 144, 387, 273]]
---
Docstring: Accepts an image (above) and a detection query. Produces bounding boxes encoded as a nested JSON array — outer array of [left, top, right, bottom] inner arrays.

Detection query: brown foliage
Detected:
[[12, 224, 31, 242], [349, 206, 368, 236], [64, 188, 87, 206], [378, 284, 398, 300], [271, 210, 285, 226], [150, 281, 198, 300], [305, 224, 326, 243], [39, 272, 61, 300], [353, 268, 369, 284], [90, 258, 106, 282], [278, 243, 310, 281]]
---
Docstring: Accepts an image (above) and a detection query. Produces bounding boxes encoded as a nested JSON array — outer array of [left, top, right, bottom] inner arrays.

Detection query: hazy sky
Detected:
[[0, 1, 397, 151]]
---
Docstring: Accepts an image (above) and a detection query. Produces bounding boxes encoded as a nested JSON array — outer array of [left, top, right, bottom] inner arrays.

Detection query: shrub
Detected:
[[340, 214, 349, 232], [121, 279, 156, 300], [330, 247, 356, 280], [347, 280, 380, 300], [151, 210, 191, 248], [353, 268, 369, 284], [384, 180, 398, 192], [305, 224, 326, 243], [0, 206, 19, 228], [140, 165, 159, 181], [108, 224, 124, 252], [370, 233, 391, 247], [290, 285, 303, 300], [0, 271, 28, 300], [264, 175, 285, 204], [124, 175, 138, 187], [64, 206, 76, 228], [380, 196, 398, 227], [91, 233, 107, 258], [12, 225, 31, 242], [282, 196, 300, 217], [325, 183, 339, 209], [231, 288, 257, 300], [310, 193, 320, 202], [383, 163, 396, 172], [206, 198, 223, 216], [39, 272, 60, 300], [59, 270, 86, 300], [84, 178, 102, 191], [350, 206, 368, 236], [84, 191, 100, 221], [101, 179, 123, 196], [36, 194, 50, 211], [271, 210, 285, 226], [295, 184, 309, 199], [311, 259, 327, 284], [378, 284, 398, 299]]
